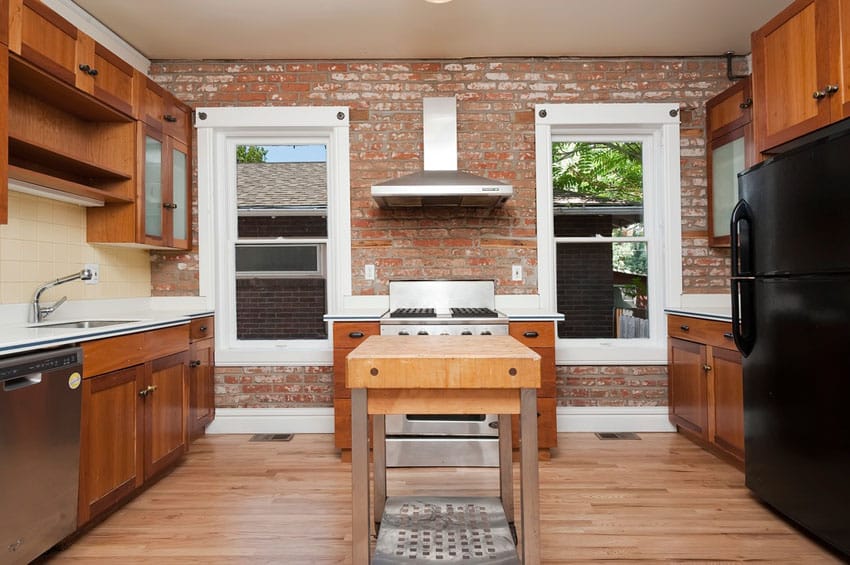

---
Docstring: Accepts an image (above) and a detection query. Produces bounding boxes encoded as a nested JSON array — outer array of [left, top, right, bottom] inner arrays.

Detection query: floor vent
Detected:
[[595, 432, 641, 440], [250, 433, 294, 442]]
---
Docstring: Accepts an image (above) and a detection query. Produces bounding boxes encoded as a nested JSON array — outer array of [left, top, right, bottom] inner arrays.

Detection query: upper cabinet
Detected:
[[751, 0, 850, 152], [706, 78, 756, 247]]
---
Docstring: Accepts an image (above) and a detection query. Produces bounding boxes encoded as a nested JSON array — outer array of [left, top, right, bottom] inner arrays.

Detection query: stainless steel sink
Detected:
[[32, 319, 140, 329]]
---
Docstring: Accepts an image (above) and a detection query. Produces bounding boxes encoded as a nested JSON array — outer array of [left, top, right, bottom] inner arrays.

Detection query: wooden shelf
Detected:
[[9, 54, 132, 123], [8, 165, 134, 204], [9, 137, 132, 181]]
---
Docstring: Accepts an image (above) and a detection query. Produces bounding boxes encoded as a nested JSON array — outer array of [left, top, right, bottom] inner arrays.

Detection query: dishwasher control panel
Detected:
[[0, 348, 82, 380]]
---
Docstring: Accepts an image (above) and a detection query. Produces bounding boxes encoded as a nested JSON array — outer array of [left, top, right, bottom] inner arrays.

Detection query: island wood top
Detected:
[[346, 335, 540, 389]]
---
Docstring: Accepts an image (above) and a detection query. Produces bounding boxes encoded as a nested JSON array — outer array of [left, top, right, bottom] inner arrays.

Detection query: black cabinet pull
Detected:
[[723, 332, 733, 339], [680, 325, 690, 331], [88, 68, 99, 76], [349, 331, 364, 339], [164, 114, 178, 122], [162, 202, 178, 209], [199, 325, 208, 332], [523, 331, 539, 338], [189, 360, 201, 368], [79, 64, 91, 73]]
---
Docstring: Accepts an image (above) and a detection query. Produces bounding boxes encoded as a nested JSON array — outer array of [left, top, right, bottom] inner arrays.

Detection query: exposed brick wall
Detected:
[[147, 55, 745, 409], [236, 278, 327, 339], [215, 365, 334, 407], [237, 216, 327, 238], [557, 365, 668, 406]]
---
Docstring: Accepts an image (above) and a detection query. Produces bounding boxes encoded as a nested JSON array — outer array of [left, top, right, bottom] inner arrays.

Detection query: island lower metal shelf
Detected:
[[373, 496, 519, 565], [347, 335, 541, 565]]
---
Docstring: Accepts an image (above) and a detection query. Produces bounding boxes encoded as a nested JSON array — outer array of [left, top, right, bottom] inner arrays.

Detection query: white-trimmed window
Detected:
[[534, 104, 682, 364], [195, 107, 351, 365]]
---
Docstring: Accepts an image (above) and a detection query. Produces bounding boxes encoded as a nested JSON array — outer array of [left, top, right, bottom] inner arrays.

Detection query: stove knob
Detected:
[[480, 330, 492, 336], [461, 330, 473, 335], [417, 330, 429, 335], [398, 330, 410, 336]]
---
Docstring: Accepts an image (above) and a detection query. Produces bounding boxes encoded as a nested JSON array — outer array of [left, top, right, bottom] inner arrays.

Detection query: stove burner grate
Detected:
[[450, 307, 499, 318], [390, 308, 436, 318]]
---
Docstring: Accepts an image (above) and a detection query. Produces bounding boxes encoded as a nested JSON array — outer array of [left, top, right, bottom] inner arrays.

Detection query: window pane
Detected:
[[145, 136, 163, 238], [556, 242, 649, 339], [711, 136, 745, 237], [236, 277, 327, 340], [552, 141, 644, 237], [235, 245, 319, 273]]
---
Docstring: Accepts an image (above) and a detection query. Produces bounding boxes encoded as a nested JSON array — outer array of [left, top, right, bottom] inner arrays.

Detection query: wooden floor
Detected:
[[45, 433, 845, 564]]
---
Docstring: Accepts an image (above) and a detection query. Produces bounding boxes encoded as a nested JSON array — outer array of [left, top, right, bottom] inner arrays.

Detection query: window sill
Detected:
[[217, 342, 333, 366], [555, 341, 666, 365]]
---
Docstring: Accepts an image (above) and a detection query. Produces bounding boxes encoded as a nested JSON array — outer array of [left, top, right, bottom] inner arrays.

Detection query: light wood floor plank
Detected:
[[44, 433, 844, 563]]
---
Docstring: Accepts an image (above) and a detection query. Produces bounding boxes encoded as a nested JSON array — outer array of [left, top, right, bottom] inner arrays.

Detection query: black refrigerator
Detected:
[[731, 129, 850, 557]]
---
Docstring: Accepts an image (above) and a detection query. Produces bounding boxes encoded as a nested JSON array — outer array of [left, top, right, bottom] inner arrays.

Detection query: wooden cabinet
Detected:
[[751, 0, 850, 152], [332, 321, 380, 452], [667, 314, 744, 467], [706, 78, 756, 247], [509, 320, 557, 457], [188, 317, 215, 442], [78, 324, 189, 526], [0, 45, 7, 225], [75, 33, 136, 116], [0, 0, 8, 45]]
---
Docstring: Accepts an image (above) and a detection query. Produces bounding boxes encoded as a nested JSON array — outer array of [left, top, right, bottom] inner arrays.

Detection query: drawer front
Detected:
[[332, 321, 380, 349], [190, 316, 215, 341], [83, 324, 189, 377], [509, 321, 555, 347], [667, 315, 736, 350]]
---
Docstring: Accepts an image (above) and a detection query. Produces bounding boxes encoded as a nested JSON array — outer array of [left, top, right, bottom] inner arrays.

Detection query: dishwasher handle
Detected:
[[3, 373, 43, 391]]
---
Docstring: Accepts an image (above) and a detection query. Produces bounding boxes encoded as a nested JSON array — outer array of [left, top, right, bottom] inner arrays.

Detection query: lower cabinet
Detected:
[[667, 314, 744, 467], [188, 317, 215, 443], [78, 326, 190, 526]]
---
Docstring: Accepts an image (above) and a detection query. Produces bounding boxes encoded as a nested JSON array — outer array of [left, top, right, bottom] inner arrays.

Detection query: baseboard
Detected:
[[206, 406, 675, 435], [206, 408, 334, 434], [557, 406, 675, 432]]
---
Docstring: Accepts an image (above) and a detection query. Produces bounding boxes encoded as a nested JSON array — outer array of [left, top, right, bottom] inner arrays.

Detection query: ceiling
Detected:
[[71, 0, 793, 61]]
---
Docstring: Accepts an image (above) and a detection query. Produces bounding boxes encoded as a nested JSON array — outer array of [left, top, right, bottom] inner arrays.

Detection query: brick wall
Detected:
[[557, 365, 669, 406], [215, 365, 334, 407], [235, 278, 327, 339], [148, 55, 742, 408]]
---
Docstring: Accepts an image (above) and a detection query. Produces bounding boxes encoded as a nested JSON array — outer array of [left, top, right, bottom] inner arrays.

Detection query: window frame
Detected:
[[535, 104, 682, 364], [196, 107, 351, 365]]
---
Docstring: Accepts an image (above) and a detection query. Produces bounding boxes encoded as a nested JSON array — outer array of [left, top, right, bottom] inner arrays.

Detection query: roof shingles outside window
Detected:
[[237, 162, 327, 209]]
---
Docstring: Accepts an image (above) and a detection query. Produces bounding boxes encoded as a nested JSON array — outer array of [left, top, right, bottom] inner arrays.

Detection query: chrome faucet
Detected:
[[29, 269, 94, 323]]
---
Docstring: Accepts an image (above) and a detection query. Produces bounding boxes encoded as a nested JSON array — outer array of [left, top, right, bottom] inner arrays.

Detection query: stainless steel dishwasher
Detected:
[[0, 347, 83, 565]]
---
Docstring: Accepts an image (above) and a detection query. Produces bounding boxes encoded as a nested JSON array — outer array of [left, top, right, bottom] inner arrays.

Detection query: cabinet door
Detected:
[[169, 136, 191, 250], [78, 365, 144, 525], [0, 46, 7, 225], [0, 0, 8, 46], [142, 125, 166, 245], [74, 35, 135, 117], [752, 0, 836, 151], [711, 347, 744, 460], [145, 352, 188, 479], [13, 0, 78, 85], [668, 338, 708, 438], [839, 0, 850, 118], [188, 337, 215, 442]]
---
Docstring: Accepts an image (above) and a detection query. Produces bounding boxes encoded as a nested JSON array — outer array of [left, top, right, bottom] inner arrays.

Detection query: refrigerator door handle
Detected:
[[731, 275, 756, 357], [730, 199, 754, 277]]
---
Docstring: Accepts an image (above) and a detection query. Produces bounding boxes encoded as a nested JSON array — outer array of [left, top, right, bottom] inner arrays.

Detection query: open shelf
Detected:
[[8, 165, 134, 205], [9, 137, 133, 181]]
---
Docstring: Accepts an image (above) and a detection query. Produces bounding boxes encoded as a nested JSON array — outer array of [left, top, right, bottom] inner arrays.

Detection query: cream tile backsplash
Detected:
[[0, 192, 151, 304]]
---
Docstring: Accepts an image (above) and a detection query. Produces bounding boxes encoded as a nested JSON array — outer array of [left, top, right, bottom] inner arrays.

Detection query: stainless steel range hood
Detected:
[[371, 97, 513, 208]]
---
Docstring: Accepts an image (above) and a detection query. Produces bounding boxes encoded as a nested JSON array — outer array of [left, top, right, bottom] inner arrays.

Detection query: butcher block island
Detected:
[[347, 335, 542, 564]]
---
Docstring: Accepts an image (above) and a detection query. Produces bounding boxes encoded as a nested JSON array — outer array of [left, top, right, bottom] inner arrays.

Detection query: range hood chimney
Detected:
[[371, 97, 513, 208]]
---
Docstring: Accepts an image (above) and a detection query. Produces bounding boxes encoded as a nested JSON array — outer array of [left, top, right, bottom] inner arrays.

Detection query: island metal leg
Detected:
[[520, 388, 540, 564], [351, 389, 371, 564], [373, 414, 387, 532], [498, 413, 514, 524]]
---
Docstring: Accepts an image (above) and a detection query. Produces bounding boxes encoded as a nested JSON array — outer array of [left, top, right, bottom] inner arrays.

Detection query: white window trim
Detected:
[[196, 107, 351, 365], [535, 103, 682, 365]]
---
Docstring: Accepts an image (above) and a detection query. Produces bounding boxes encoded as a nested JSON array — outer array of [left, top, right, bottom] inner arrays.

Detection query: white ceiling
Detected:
[[71, 0, 792, 61]]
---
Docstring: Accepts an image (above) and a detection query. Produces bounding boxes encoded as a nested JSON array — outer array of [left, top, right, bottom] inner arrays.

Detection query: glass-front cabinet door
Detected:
[[142, 125, 191, 250]]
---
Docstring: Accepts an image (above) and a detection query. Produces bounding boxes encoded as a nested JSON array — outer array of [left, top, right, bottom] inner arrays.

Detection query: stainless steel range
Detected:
[[380, 280, 508, 467]]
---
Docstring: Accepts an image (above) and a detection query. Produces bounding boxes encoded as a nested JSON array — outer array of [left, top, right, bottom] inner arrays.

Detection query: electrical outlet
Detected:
[[364, 264, 376, 281], [511, 265, 522, 281], [84, 263, 99, 284]]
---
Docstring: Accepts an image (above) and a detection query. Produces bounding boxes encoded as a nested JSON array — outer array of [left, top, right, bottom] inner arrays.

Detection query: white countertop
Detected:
[[664, 306, 732, 322], [0, 297, 214, 356]]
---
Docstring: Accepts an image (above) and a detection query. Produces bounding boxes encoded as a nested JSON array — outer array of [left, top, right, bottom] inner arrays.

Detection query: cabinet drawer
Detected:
[[83, 324, 190, 376], [333, 321, 380, 349], [190, 316, 215, 341], [667, 315, 736, 350], [509, 321, 555, 347]]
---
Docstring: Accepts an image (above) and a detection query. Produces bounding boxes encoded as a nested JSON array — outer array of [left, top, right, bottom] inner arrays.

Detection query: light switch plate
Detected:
[[511, 265, 522, 281], [364, 264, 376, 280], [84, 263, 99, 284]]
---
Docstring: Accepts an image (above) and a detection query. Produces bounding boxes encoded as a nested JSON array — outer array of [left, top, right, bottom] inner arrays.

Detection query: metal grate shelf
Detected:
[[373, 496, 519, 564]]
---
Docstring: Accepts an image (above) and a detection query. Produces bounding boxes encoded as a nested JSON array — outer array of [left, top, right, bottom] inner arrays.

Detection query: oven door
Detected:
[[385, 413, 499, 437]]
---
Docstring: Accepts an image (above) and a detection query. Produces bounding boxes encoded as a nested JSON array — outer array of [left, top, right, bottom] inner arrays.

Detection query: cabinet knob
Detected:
[[826, 84, 840, 95], [199, 325, 208, 332], [702, 364, 712, 372], [138, 384, 158, 397], [738, 98, 753, 109], [813, 90, 827, 100], [163, 202, 178, 209], [79, 64, 91, 73], [680, 325, 690, 331], [723, 332, 734, 339], [190, 360, 201, 368], [88, 68, 99, 76], [163, 114, 178, 123], [348, 331, 365, 338], [523, 331, 539, 338]]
